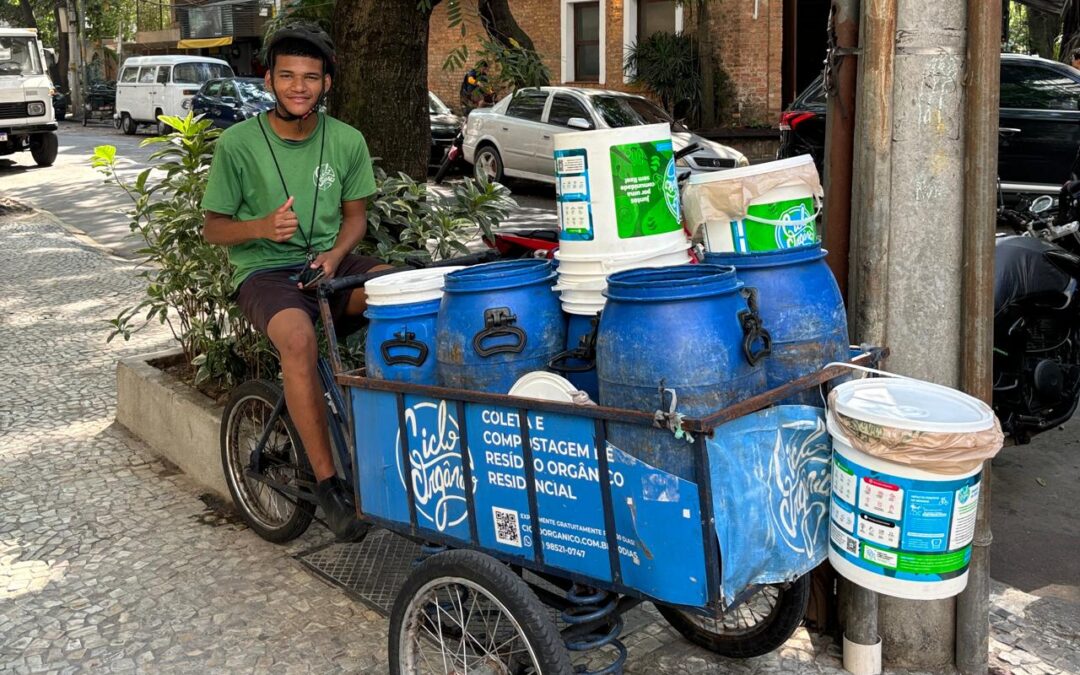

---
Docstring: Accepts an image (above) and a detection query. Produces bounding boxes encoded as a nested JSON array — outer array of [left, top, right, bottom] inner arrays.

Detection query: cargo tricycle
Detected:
[[219, 260, 879, 674]]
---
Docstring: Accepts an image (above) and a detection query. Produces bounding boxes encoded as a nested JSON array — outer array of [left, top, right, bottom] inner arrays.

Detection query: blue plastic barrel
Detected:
[[705, 246, 848, 406], [597, 264, 769, 480], [548, 311, 601, 401], [437, 260, 566, 393], [365, 298, 441, 384]]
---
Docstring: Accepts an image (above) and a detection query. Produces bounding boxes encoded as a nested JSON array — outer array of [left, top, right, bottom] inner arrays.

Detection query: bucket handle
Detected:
[[548, 313, 600, 374], [473, 307, 528, 357], [380, 330, 429, 367], [739, 287, 772, 366]]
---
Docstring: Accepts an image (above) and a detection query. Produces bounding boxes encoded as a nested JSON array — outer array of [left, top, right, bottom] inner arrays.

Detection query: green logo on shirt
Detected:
[[314, 163, 336, 191]]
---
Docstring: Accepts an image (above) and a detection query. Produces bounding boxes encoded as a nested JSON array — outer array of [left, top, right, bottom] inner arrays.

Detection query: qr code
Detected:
[[492, 507, 522, 547], [845, 537, 858, 555]]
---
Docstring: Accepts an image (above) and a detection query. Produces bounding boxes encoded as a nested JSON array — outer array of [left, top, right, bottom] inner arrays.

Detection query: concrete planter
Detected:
[[116, 348, 230, 502]]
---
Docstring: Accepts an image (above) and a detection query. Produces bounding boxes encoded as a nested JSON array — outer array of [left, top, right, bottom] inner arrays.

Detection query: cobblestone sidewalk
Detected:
[[0, 208, 1076, 674]]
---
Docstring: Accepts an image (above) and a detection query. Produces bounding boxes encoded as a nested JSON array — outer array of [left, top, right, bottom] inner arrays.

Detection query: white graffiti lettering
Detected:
[[767, 418, 832, 559]]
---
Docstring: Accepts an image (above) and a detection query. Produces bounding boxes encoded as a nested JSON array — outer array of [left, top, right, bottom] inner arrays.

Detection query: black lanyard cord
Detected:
[[256, 112, 327, 257]]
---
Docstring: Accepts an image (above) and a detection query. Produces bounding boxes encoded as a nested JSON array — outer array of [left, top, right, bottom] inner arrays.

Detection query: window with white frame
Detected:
[[622, 0, 683, 82], [561, 0, 605, 84]]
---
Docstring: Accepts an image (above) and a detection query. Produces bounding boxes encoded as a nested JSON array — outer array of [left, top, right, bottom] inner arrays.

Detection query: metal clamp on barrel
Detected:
[[473, 307, 527, 357], [380, 330, 429, 367], [738, 287, 772, 366], [548, 313, 600, 374]]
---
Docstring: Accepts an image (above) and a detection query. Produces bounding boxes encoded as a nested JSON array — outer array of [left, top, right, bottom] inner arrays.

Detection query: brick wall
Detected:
[[427, 0, 783, 124], [705, 0, 784, 125]]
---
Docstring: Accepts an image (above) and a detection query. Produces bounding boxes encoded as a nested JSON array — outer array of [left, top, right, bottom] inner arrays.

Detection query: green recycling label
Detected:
[[733, 197, 819, 253], [609, 139, 682, 239]]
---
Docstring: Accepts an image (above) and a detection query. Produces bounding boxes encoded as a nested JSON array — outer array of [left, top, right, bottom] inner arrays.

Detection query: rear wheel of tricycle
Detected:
[[657, 574, 811, 659], [389, 549, 573, 675], [220, 379, 315, 543]]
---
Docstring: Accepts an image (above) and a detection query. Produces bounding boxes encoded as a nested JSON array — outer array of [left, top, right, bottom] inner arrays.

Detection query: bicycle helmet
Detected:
[[265, 21, 336, 77]]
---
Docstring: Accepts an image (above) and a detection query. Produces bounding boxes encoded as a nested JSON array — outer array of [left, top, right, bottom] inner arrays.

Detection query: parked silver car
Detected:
[[462, 86, 749, 185]]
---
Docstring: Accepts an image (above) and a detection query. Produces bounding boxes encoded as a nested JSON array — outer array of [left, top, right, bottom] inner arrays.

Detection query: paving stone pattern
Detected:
[[0, 209, 1075, 674]]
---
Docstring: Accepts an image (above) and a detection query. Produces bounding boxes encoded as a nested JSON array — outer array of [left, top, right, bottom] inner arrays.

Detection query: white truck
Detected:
[[0, 28, 58, 167]]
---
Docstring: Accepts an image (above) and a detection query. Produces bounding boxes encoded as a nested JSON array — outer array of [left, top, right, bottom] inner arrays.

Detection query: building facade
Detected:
[[428, 0, 830, 127]]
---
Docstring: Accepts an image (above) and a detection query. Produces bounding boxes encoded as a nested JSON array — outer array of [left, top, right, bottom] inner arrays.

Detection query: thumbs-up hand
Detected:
[[264, 196, 299, 242]]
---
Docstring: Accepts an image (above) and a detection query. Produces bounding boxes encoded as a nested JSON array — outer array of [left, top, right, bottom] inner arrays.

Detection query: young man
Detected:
[[201, 22, 388, 540]]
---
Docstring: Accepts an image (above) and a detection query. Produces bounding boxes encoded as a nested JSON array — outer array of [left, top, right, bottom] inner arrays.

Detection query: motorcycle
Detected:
[[52, 88, 70, 121], [993, 156, 1080, 443]]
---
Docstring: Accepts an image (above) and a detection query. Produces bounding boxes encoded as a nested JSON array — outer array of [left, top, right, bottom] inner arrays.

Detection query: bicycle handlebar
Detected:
[[317, 249, 500, 297]]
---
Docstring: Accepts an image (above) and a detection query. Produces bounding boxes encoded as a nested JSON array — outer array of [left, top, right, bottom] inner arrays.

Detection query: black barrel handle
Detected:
[[548, 312, 600, 374], [380, 330, 429, 367], [473, 307, 527, 357], [738, 287, 772, 367]]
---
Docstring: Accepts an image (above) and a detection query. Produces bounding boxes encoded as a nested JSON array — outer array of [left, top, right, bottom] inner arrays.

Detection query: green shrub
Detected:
[[624, 31, 701, 120], [94, 112, 516, 391]]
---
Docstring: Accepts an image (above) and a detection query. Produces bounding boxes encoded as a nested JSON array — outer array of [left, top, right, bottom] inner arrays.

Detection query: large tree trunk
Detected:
[[1063, 0, 1080, 62], [17, 0, 38, 30], [53, 1, 71, 91], [478, 0, 535, 50], [1027, 6, 1057, 58], [331, 0, 435, 180]]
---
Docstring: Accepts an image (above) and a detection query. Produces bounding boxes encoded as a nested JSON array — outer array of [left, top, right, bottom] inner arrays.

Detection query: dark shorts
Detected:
[[236, 254, 384, 337]]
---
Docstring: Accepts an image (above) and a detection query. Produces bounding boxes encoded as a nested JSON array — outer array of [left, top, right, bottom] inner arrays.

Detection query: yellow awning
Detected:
[[177, 37, 233, 49]]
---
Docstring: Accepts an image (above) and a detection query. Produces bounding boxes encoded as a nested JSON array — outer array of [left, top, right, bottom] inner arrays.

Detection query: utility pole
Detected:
[[956, 0, 1001, 672], [59, 1, 83, 119], [848, 0, 975, 669]]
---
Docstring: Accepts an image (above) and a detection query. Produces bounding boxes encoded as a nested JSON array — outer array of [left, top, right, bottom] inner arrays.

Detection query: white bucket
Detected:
[[554, 123, 687, 259], [554, 241, 692, 277], [826, 378, 992, 600], [685, 154, 821, 254], [364, 266, 463, 306], [562, 299, 608, 316]]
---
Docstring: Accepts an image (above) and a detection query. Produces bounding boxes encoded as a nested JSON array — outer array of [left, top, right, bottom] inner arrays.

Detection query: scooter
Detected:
[[993, 153, 1080, 443]]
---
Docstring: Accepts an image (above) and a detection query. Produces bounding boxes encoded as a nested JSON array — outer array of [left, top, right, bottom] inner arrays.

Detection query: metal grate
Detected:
[[0, 102, 29, 120], [695, 157, 738, 169], [297, 530, 421, 615], [297, 530, 656, 634]]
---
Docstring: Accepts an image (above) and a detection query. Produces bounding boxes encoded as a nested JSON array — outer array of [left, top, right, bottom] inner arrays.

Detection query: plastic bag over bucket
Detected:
[[826, 378, 1004, 475], [707, 406, 832, 606]]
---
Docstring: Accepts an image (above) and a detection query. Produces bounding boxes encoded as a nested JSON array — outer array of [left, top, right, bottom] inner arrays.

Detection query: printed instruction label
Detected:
[[554, 148, 593, 241], [829, 450, 982, 582]]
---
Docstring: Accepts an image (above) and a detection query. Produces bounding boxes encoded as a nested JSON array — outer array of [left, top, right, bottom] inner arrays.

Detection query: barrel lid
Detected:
[[830, 378, 995, 434], [704, 246, 827, 268], [445, 259, 556, 293], [365, 267, 463, 306], [509, 371, 583, 403], [605, 264, 742, 302], [687, 154, 814, 185]]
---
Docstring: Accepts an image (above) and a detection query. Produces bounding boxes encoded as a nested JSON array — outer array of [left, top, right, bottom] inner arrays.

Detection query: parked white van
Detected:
[[115, 55, 233, 135], [0, 27, 58, 167]]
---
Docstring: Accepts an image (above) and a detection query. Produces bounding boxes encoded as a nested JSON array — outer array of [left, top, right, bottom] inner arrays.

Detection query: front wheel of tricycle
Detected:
[[389, 549, 573, 675], [221, 379, 315, 543], [657, 573, 811, 659]]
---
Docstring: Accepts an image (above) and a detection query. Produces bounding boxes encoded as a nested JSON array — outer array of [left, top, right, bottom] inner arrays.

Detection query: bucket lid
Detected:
[[508, 371, 585, 403], [687, 154, 815, 186], [444, 259, 556, 293], [605, 264, 741, 302], [704, 246, 826, 269], [830, 378, 995, 434], [365, 267, 463, 306]]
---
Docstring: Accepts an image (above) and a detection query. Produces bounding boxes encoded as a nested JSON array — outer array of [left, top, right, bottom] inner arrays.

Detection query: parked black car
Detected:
[[189, 77, 276, 128], [778, 54, 1080, 190], [429, 91, 462, 166]]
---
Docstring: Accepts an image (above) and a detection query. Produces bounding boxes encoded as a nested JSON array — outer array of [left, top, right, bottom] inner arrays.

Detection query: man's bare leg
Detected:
[[266, 308, 335, 481], [266, 308, 365, 539]]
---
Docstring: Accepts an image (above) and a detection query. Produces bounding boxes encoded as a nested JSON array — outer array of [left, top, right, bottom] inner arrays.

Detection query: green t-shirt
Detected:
[[201, 112, 377, 288]]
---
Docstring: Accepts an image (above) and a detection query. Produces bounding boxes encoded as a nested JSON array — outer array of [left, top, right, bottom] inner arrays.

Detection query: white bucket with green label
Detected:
[[683, 154, 822, 254], [826, 378, 994, 600], [554, 123, 688, 259]]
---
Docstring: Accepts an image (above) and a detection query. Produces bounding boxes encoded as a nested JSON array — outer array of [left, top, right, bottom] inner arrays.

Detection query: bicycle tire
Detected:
[[389, 549, 573, 675], [220, 379, 315, 543], [656, 573, 812, 659]]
